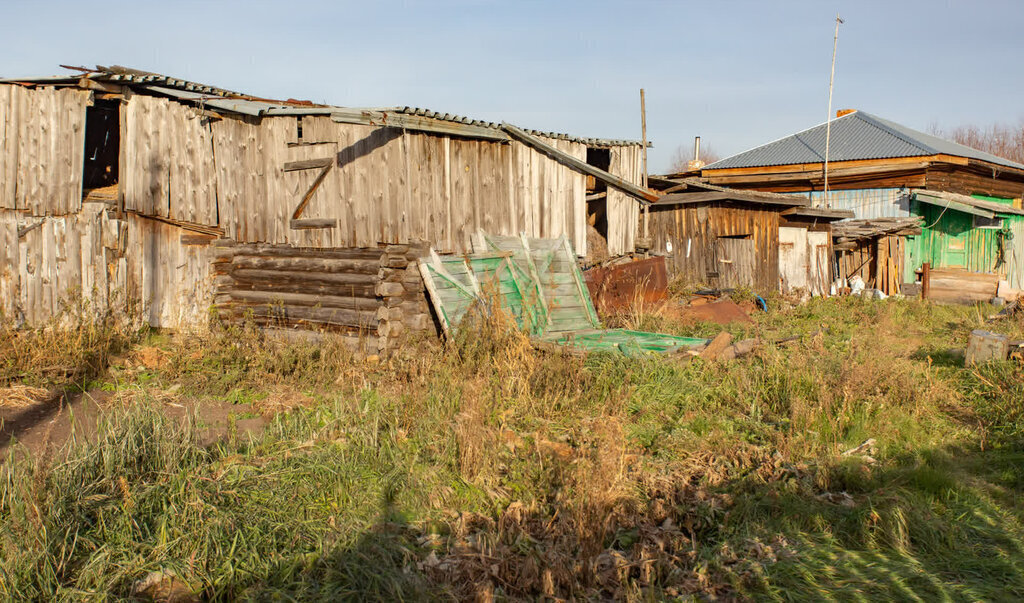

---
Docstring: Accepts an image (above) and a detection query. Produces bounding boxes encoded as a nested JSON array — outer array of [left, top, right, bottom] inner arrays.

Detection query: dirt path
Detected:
[[0, 388, 268, 462]]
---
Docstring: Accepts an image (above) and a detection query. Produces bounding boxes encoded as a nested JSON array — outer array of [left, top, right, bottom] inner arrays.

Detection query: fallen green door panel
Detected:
[[419, 230, 710, 356], [539, 329, 708, 355]]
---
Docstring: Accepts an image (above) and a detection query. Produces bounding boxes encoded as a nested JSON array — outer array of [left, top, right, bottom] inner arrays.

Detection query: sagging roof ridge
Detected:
[[0, 65, 643, 148]]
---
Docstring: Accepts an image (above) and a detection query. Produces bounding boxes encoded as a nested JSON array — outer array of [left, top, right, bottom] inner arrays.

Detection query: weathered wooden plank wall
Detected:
[[0, 86, 88, 214], [779, 227, 832, 296], [1, 85, 639, 330], [648, 202, 780, 293], [2, 204, 114, 324], [0, 211, 20, 318], [207, 114, 596, 254], [123, 95, 218, 225], [123, 213, 214, 329], [0, 86, 17, 209], [606, 145, 642, 255]]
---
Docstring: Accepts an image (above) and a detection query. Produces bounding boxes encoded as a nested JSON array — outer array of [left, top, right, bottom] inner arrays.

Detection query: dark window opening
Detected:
[[296, 115, 303, 142], [718, 234, 752, 239], [83, 100, 120, 189], [974, 215, 1003, 229], [585, 147, 611, 243]]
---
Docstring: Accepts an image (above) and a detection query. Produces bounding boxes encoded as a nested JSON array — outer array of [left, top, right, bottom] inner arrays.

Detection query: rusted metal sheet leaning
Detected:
[[583, 256, 669, 314], [418, 230, 707, 356]]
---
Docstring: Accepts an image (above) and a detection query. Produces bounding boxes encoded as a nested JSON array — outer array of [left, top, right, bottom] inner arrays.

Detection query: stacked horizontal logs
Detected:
[[212, 240, 436, 353], [375, 242, 436, 351]]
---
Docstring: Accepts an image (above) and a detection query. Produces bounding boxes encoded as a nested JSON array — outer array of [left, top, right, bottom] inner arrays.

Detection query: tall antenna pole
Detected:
[[640, 88, 649, 243], [822, 13, 843, 207]]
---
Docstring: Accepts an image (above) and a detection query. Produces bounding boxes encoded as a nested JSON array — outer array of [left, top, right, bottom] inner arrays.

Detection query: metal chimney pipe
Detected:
[[694, 136, 701, 162]]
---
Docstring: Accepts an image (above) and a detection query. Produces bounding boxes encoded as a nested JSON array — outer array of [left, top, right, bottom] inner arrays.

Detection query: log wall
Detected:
[[925, 166, 1024, 200], [212, 241, 435, 353]]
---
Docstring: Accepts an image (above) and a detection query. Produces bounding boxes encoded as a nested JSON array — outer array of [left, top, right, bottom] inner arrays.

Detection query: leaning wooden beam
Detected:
[[127, 211, 224, 237], [17, 221, 43, 238], [654, 191, 732, 205], [331, 109, 509, 142], [501, 123, 660, 204]]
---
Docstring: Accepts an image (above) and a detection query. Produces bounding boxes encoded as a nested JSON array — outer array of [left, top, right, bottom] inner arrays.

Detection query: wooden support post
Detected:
[[922, 262, 930, 299]]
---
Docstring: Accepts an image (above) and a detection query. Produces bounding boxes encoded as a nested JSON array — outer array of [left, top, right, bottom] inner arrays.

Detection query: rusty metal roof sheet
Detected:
[[1, 66, 642, 147], [706, 110, 1024, 172]]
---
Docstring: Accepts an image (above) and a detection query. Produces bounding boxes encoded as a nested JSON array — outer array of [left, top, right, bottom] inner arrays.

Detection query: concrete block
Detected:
[[966, 329, 1009, 364]]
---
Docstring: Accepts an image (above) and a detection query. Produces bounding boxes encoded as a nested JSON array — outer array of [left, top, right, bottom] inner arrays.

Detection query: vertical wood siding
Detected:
[[648, 202, 780, 293], [123, 95, 218, 225], [0, 211, 19, 317], [0, 86, 88, 215], [123, 214, 214, 329], [3, 205, 113, 324], [208, 115, 595, 254], [606, 145, 642, 255]]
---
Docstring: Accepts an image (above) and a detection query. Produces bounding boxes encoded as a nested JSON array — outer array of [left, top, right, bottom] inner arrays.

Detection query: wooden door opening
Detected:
[[83, 99, 120, 190]]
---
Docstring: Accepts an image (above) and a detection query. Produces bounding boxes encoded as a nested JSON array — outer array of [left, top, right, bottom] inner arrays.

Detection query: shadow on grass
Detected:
[[229, 485, 440, 601], [219, 443, 1024, 601], [911, 345, 965, 367]]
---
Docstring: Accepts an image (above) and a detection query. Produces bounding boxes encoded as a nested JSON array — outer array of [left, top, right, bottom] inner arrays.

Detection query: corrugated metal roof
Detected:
[[706, 111, 1024, 171], [386, 107, 641, 147], [0, 66, 642, 147]]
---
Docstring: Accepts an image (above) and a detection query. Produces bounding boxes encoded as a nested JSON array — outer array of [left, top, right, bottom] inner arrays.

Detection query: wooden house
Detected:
[[0, 65, 651, 351], [677, 110, 1024, 289], [645, 178, 850, 294]]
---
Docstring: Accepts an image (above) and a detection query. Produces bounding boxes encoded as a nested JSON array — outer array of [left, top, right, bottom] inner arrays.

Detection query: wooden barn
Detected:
[[645, 178, 850, 294], [0, 65, 651, 351]]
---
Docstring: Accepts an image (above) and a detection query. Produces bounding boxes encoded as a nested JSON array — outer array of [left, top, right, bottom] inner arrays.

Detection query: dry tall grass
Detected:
[[1, 297, 1023, 599]]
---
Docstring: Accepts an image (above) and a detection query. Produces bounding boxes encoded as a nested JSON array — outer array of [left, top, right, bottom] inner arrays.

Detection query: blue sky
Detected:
[[2, 0, 1022, 171]]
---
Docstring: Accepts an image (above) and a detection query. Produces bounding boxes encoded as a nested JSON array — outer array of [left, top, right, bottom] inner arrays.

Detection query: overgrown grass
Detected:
[[0, 308, 136, 389], [1, 297, 1023, 600]]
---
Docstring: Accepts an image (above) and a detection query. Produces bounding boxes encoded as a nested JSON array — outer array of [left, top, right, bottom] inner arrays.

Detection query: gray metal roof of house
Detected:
[[0, 66, 642, 148], [705, 110, 1024, 171]]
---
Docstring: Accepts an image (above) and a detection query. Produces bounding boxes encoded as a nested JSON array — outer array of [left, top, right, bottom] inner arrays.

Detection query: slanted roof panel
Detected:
[[706, 111, 1024, 171], [1, 66, 643, 148]]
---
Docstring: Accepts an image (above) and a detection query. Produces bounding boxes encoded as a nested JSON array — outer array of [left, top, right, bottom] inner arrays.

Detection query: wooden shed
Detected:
[[645, 178, 840, 294], [832, 217, 923, 296], [0, 65, 651, 351], [778, 206, 854, 296]]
